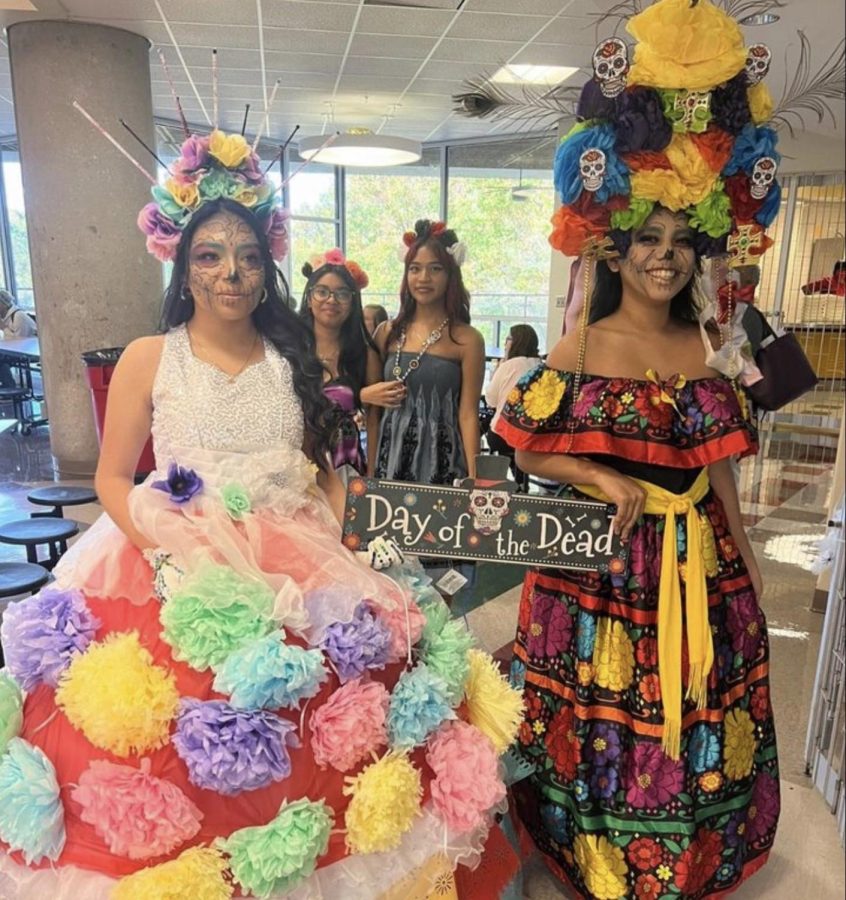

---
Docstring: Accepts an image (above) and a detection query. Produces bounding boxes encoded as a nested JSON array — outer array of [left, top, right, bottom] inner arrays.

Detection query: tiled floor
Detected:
[[0, 428, 843, 898]]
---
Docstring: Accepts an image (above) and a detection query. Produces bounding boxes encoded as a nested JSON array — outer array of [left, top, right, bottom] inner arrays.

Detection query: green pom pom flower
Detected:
[[611, 197, 655, 233], [219, 798, 332, 898], [220, 483, 252, 520], [160, 563, 275, 671], [419, 607, 474, 704], [0, 674, 23, 756], [688, 181, 733, 238]]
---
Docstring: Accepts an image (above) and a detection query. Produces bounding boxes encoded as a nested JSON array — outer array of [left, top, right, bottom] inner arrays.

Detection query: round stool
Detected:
[[0, 518, 79, 570], [28, 485, 98, 519], [0, 561, 49, 599]]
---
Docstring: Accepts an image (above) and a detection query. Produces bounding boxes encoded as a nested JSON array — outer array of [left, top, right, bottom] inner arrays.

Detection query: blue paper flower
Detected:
[[723, 124, 780, 177], [553, 123, 629, 205], [756, 178, 782, 227], [387, 664, 455, 749], [320, 603, 392, 683], [540, 802, 569, 843], [509, 659, 526, 691], [576, 611, 597, 660], [151, 463, 203, 503], [212, 633, 328, 710], [0, 738, 65, 864], [0, 587, 100, 691], [172, 698, 299, 795]]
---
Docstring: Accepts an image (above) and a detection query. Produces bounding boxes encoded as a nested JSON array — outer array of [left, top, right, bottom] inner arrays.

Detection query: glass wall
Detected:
[[345, 148, 441, 317], [446, 136, 556, 355], [1, 150, 35, 311]]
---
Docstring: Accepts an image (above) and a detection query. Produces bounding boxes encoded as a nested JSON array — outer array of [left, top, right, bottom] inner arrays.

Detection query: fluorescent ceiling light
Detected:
[[298, 129, 422, 168], [491, 64, 579, 86], [739, 12, 780, 24]]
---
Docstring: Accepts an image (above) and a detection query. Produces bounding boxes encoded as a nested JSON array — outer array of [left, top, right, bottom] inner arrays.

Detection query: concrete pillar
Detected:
[[8, 21, 162, 478]]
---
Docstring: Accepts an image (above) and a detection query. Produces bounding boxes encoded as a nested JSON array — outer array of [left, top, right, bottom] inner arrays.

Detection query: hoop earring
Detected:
[[259, 288, 268, 305], [181, 284, 193, 302]]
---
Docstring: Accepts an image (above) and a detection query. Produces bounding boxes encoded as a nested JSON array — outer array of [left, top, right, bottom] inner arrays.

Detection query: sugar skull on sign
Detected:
[[460, 454, 518, 538], [750, 156, 778, 199], [593, 38, 629, 98]]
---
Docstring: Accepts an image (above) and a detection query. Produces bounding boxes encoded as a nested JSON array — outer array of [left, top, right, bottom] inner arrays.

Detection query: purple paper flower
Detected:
[[0, 588, 100, 691], [137, 203, 183, 262], [624, 741, 684, 808], [265, 208, 290, 262], [590, 765, 619, 800], [178, 134, 211, 172], [151, 463, 203, 504], [172, 698, 299, 795], [711, 73, 752, 136], [576, 79, 616, 121], [727, 591, 765, 661], [240, 151, 265, 186], [320, 602, 392, 683], [585, 723, 622, 766], [614, 87, 672, 153]]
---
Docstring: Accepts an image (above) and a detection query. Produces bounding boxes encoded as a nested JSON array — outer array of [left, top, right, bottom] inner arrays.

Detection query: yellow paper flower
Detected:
[[627, 0, 747, 91], [55, 631, 179, 757], [208, 129, 251, 168], [233, 186, 259, 208], [522, 369, 566, 422], [573, 834, 628, 900], [506, 387, 521, 407], [631, 133, 719, 210], [748, 82, 774, 124], [723, 708, 757, 780], [165, 178, 200, 209], [112, 846, 232, 900], [592, 619, 635, 693], [700, 518, 720, 578], [463, 649, 524, 753], [344, 751, 422, 853]]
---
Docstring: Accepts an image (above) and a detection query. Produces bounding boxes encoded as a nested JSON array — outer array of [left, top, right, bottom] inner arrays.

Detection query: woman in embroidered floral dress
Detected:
[[0, 131, 520, 899], [496, 206, 779, 900]]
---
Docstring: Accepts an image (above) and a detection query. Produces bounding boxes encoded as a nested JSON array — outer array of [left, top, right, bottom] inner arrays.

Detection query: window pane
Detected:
[[2, 152, 35, 311], [345, 148, 440, 315], [447, 137, 555, 355], [289, 160, 336, 221]]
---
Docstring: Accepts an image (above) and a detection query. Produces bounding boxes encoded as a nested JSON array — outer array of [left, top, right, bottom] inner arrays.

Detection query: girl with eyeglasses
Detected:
[[300, 250, 406, 477]]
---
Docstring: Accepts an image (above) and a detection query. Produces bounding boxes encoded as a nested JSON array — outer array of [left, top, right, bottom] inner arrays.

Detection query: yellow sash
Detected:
[[575, 468, 713, 759]]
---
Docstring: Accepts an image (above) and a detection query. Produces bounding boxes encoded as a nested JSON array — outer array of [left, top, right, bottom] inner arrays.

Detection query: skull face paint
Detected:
[[750, 156, 778, 199], [592, 38, 629, 98], [469, 489, 511, 535], [745, 44, 772, 85], [579, 149, 607, 192]]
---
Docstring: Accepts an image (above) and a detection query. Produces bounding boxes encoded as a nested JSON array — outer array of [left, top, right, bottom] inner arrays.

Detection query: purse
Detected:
[[745, 329, 820, 411]]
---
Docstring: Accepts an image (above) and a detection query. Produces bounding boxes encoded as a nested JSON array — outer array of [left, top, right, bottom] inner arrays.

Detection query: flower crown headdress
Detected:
[[401, 219, 468, 267], [302, 249, 369, 290], [550, 0, 783, 269]]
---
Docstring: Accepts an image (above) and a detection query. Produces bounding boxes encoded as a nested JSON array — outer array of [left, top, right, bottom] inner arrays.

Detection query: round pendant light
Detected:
[[298, 128, 422, 168]]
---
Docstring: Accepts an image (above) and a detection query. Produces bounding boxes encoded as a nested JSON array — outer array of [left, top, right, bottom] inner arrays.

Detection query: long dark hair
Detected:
[[385, 220, 471, 350], [588, 257, 704, 325], [298, 262, 377, 403], [159, 198, 334, 468], [507, 324, 540, 359]]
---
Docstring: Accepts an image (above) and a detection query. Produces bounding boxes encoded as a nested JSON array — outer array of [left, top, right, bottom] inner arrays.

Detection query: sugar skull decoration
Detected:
[[672, 89, 712, 132], [460, 455, 518, 538], [750, 156, 778, 199], [579, 148, 607, 192], [745, 44, 772, 85], [592, 38, 629, 98]]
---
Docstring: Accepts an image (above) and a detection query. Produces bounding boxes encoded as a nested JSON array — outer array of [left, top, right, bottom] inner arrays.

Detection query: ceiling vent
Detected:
[[363, 0, 465, 10]]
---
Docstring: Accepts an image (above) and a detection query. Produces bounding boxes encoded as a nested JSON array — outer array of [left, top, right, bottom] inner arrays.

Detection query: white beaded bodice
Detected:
[[151, 325, 304, 463]]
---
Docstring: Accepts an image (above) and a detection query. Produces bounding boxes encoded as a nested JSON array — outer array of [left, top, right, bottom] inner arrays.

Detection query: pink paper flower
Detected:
[[324, 248, 346, 265], [310, 678, 389, 772], [426, 720, 505, 834], [624, 741, 684, 808], [371, 595, 425, 662], [138, 203, 182, 262], [265, 207, 290, 262], [71, 758, 202, 859]]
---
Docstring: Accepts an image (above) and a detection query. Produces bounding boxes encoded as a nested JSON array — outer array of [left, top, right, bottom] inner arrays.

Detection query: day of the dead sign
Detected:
[[342, 472, 629, 574]]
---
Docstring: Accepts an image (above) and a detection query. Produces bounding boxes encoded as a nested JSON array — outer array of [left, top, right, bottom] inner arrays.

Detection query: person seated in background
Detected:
[[484, 324, 542, 490], [362, 302, 388, 336], [0, 289, 37, 388]]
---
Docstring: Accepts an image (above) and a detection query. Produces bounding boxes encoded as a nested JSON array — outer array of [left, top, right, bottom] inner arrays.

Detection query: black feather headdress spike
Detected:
[[772, 32, 846, 138]]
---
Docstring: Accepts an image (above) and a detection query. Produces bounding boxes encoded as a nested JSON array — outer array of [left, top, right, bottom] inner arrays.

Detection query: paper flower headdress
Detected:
[[401, 219, 467, 267], [137, 131, 290, 263], [303, 249, 370, 290], [550, 0, 781, 267]]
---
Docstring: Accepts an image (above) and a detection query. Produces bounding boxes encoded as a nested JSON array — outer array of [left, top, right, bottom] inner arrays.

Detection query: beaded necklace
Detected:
[[391, 317, 450, 383]]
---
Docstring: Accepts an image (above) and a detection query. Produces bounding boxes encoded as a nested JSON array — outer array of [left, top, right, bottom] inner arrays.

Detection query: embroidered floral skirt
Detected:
[[508, 491, 779, 900]]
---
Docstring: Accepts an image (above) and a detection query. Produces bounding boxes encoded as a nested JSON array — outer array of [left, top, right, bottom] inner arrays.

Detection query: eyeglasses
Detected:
[[311, 285, 353, 304]]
